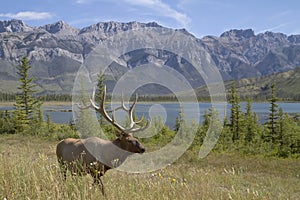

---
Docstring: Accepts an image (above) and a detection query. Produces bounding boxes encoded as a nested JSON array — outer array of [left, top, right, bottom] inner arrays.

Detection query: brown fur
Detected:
[[56, 134, 145, 195]]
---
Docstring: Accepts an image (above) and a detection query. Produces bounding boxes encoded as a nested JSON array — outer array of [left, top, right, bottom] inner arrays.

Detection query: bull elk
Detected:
[[56, 85, 149, 195]]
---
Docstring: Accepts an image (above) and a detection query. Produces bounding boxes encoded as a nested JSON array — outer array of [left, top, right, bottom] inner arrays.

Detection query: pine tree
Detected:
[[174, 116, 180, 132], [203, 110, 210, 128], [266, 83, 279, 143], [95, 70, 105, 125], [174, 107, 185, 132], [14, 57, 42, 133], [245, 98, 256, 143], [275, 109, 298, 157], [229, 83, 242, 142], [46, 112, 52, 133], [277, 108, 284, 146], [205, 107, 223, 144], [76, 81, 100, 138]]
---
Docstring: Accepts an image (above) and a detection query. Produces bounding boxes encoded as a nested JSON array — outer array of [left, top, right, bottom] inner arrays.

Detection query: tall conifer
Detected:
[[14, 57, 41, 132]]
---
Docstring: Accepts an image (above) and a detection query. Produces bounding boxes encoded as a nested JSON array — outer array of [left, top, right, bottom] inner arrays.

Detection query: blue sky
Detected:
[[0, 0, 299, 38]]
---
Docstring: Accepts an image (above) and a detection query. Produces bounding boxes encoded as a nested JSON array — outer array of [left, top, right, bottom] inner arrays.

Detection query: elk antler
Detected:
[[86, 85, 149, 134]]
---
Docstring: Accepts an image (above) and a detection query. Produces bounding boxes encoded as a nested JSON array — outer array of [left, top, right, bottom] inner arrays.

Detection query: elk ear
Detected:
[[118, 132, 129, 139], [116, 131, 122, 137]]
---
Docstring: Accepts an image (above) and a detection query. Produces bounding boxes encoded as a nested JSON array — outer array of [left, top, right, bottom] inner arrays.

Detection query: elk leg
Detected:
[[62, 168, 67, 180], [92, 172, 105, 196], [58, 162, 67, 180], [98, 177, 105, 196]]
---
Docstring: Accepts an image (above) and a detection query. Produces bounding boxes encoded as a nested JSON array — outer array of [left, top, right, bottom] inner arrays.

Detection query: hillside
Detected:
[[1, 19, 300, 94], [196, 67, 300, 101]]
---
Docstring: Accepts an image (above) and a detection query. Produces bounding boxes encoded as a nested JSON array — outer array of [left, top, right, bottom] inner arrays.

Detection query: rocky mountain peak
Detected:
[[79, 21, 161, 34], [0, 19, 33, 33], [220, 29, 255, 39], [257, 31, 288, 41], [39, 20, 79, 35], [256, 31, 289, 47], [288, 35, 300, 44], [77, 21, 162, 42]]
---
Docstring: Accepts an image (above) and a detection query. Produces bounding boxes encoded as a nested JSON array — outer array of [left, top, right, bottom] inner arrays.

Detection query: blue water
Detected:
[[1, 102, 299, 128]]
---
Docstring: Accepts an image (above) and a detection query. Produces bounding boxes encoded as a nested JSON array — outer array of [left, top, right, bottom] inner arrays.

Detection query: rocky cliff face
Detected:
[[0, 19, 33, 33], [0, 19, 299, 94], [201, 29, 300, 79]]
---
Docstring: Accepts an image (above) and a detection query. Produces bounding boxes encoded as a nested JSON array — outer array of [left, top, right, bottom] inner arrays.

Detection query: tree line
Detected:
[[0, 92, 72, 102]]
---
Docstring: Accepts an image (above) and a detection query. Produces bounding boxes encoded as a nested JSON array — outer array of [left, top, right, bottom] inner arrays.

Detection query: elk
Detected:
[[56, 85, 149, 195]]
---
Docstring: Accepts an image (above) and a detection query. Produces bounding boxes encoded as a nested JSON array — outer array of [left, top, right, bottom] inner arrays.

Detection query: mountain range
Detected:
[[0, 19, 300, 95]]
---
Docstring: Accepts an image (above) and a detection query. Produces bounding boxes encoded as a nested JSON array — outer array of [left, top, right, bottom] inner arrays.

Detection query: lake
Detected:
[[1, 102, 299, 129]]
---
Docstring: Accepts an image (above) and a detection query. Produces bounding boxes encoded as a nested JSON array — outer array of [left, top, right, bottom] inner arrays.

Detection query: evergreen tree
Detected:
[[191, 110, 210, 148], [277, 108, 284, 146], [201, 110, 210, 132], [46, 112, 52, 133], [245, 98, 256, 144], [173, 106, 190, 145], [76, 81, 100, 138], [174, 115, 180, 132], [0, 110, 14, 134], [95, 70, 105, 125], [229, 83, 242, 142], [174, 107, 185, 132], [204, 107, 223, 146], [275, 110, 300, 157], [14, 57, 42, 133], [266, 83, 279, 143]]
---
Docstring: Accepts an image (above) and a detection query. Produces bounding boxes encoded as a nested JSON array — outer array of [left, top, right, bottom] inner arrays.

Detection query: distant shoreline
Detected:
[[0, 101, 72, 107], [0, 100, 299, 107]]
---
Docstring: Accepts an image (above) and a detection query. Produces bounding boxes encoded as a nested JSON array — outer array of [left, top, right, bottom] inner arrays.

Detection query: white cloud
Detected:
[[0, 11, 53, 20], [125, 0, 190, 27], [73, 0, 190, 27], [258, 22, 291, 33]]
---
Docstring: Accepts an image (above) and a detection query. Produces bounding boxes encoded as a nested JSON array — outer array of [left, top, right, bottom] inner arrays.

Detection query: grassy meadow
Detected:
[[0, 134, 300, 200]]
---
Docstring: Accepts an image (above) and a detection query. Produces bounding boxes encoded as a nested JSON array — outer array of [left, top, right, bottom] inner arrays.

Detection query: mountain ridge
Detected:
[[0, 19, 299, 94], [195, 67, 300, 101]]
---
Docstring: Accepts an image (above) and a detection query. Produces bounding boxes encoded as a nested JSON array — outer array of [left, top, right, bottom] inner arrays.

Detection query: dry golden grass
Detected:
[[0, 134, 299, 200]]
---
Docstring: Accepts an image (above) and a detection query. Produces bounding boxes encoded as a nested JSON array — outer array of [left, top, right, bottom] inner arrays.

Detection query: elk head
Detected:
[[114, 133, 146, 154]]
